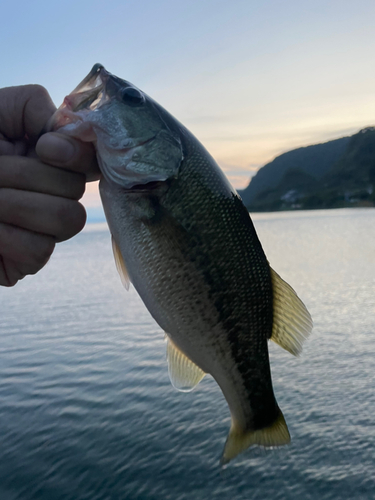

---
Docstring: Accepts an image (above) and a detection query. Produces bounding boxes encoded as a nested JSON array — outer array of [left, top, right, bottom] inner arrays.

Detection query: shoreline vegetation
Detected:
[[238, 127, 375, 213], [85, 126, 375, 219]]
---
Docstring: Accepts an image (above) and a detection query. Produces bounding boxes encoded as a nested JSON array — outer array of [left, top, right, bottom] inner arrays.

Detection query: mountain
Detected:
[[238, 127, 375, 211]]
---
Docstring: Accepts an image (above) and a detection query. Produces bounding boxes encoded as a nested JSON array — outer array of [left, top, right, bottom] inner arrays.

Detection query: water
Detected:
[[1, 208, 374, 499]]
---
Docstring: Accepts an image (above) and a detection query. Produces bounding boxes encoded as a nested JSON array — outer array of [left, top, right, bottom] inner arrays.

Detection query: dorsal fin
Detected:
[[166, 335, 206, 392], [111, 235, 130, 290], [270, 268, 313, 356]]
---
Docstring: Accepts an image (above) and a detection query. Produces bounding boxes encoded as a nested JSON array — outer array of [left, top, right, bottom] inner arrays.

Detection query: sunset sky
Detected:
[[2, 0, 375, 206]]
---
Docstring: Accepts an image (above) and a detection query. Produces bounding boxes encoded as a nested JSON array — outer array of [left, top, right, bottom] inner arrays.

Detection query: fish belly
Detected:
[[99, 177, 279, 436]]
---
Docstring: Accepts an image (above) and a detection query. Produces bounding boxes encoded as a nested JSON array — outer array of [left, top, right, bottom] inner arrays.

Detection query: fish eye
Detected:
[[120, 87, 145, 106]]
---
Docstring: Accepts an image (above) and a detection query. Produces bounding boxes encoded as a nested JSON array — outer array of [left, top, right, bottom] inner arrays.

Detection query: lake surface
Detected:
[[1, 208, 374, 500]]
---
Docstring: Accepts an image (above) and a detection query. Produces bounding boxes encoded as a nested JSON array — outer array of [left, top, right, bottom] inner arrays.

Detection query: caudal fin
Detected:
[[221, 410, 290, 465]]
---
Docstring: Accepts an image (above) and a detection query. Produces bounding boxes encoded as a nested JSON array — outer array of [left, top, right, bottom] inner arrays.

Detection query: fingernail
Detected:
[[37, 133, 76, 164]]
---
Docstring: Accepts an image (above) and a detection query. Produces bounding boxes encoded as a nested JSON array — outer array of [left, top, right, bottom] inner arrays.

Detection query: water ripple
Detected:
[[1, 211, 375, 499]]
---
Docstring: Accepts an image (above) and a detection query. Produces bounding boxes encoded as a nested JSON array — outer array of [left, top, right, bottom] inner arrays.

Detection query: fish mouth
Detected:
[[49, 65, 156, 152], [62, 63, 108, 113], [47, 65, 177, 191], [47, 64, 112, 132]]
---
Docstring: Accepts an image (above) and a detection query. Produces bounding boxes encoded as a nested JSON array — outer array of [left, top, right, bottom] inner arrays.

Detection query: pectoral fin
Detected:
[[111, 235, 130, 290], [221, 410, 290, 465], [166, 336, 206, 392], [270, 268, 313, 356]]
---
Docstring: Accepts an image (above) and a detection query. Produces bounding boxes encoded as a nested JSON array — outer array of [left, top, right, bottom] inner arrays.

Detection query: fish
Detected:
[[48, 64, 313, 464]]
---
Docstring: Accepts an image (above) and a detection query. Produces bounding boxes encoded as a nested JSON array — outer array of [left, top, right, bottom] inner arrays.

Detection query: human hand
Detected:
[[0, 84, 101, 287]]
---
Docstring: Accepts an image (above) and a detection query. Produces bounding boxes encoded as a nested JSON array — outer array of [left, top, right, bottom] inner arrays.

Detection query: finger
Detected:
[[0, 85, 56, 141], [0, 222, 55, 286], [0, 255, 21, 287], [0, 255, 22, 287], [36, 133, 101, 181], [0, 156, 85, 200], [0, 257, 29, 287], [0, 188, 86, 242], [0, 133, 24, 156]]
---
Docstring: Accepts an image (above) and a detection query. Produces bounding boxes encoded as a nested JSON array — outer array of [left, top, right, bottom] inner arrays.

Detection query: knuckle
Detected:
[[57, 201, 86, 241], [2, 278, 17, 287], [53, 170, 86, 200], [0, 259, 21, 287], [26, 84, 50, 101], [70, 203, 87, 234], [75, 177, 86, 199], [40, 238, 55, 265], [0, 270, 17, 287], [31, 238, 55, 271], [6, 272, 22, 286], [66, 173, 86, 200], [72, 141, 99, 175]]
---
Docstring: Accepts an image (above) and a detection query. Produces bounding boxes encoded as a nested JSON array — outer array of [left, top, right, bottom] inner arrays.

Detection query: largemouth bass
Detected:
[[49, 64, 312, 463]]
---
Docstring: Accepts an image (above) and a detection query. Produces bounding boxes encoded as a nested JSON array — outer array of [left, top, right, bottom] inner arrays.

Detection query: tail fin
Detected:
[[221, 410, 290, 465]]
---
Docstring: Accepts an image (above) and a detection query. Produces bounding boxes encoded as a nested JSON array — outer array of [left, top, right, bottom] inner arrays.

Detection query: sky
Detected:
[[2, 0, 375, 207]]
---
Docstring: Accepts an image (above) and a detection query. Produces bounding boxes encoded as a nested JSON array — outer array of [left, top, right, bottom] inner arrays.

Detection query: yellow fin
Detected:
[[221, 411, 290, 465], [270, 268, 313, 356], [111, 235, 130, 290], [166, 336, 206, 392]]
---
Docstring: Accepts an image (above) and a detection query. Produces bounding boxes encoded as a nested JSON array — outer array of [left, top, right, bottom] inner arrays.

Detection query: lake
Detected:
[[1, 208, 374, 499]]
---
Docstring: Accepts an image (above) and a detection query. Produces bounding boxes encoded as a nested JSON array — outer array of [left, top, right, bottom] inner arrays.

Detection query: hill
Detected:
[[238, 128, 375, 211]]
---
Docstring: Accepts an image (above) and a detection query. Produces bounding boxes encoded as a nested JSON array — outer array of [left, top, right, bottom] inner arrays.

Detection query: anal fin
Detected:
[[166, 335, 206, 392], [111, 235, 130, 290]]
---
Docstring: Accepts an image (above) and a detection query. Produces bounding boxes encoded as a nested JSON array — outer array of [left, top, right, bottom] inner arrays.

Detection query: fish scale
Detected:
[[49, 64, 312, 463], [101, 128, 279, 443]]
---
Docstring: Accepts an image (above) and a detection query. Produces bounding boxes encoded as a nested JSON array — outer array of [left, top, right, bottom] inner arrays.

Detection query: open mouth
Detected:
[[62, 64, 108, 113], [47, 64, 109, 132]]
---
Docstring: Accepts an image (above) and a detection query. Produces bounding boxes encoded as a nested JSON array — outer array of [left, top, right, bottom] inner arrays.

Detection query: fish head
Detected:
[[48, 64, 183, 188]]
